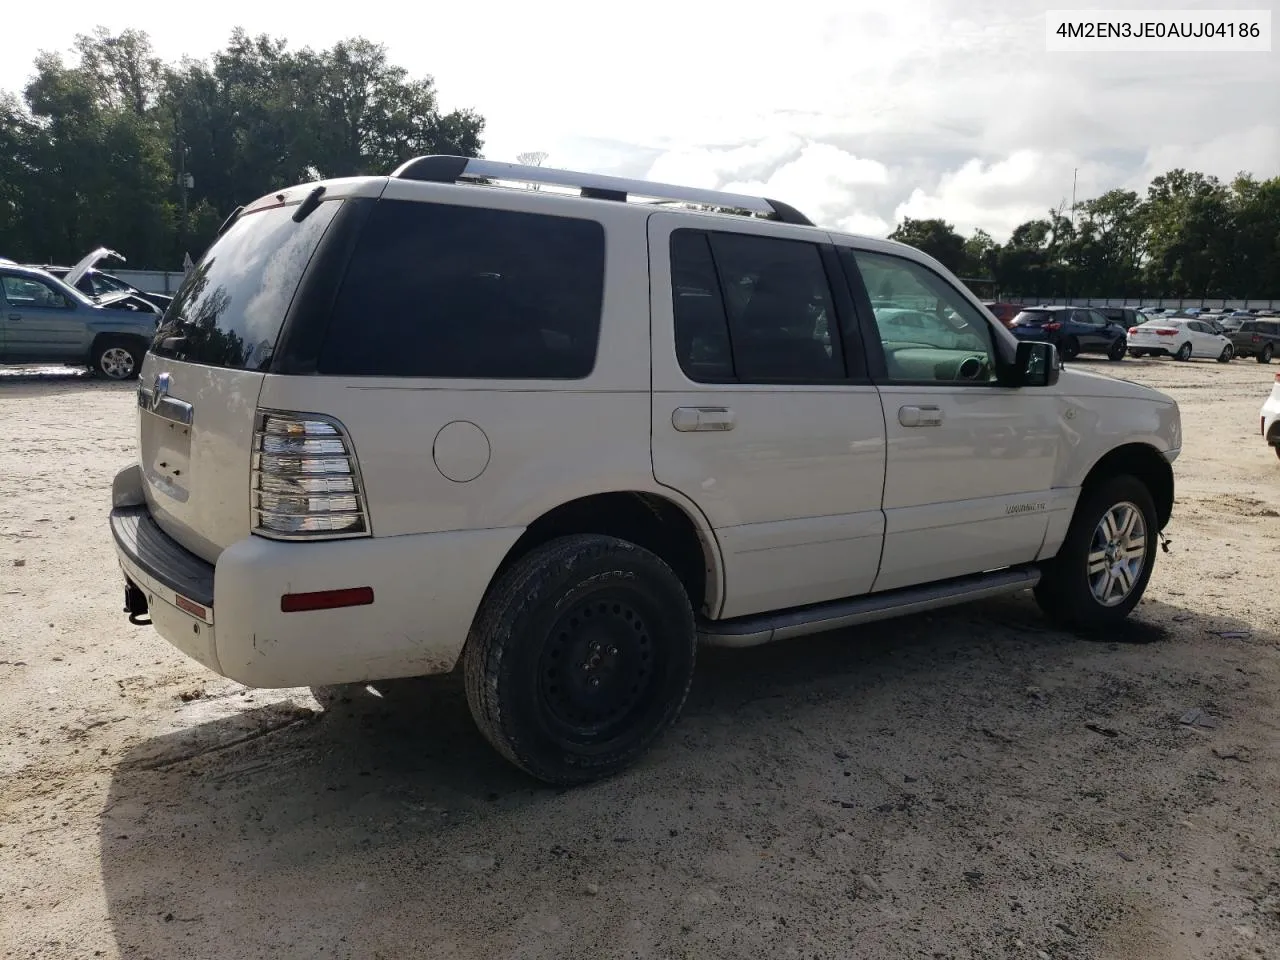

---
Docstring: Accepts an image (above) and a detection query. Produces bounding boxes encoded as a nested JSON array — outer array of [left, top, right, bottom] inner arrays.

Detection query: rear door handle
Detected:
[[672, 406, 736, 432], [899, 405, 943, 427]]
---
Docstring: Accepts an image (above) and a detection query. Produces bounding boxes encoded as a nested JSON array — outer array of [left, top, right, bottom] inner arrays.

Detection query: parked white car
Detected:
[[1262, 372, 1280, 460], [1127, 317, 1235, 362], [109, 157, 1182, 783]]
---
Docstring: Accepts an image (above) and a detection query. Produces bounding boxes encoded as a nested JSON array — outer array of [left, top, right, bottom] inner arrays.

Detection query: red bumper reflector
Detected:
[[281, 587, 374, 613], [175, 595, 207, 619]]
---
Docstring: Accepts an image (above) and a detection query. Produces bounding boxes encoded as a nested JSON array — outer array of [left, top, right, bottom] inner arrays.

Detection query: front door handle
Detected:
[[7, 314, 21, 321], [672, 406, 736, 433], [899, 405, 943, 427]]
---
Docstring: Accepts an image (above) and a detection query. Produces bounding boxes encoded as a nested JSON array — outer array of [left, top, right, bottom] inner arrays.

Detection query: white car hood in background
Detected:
[[65, 247, 125, 287]]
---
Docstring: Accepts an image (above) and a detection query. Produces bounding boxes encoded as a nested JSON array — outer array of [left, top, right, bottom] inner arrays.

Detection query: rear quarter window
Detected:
[[316, 200, 606, 379]]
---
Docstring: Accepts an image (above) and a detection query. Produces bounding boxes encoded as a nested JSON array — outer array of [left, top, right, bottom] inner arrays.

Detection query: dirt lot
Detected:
[[1, 356, 1278, 960]]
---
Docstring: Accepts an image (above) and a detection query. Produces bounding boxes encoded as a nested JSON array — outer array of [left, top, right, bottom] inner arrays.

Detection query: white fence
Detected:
[[113, 269, 187, 295], [1013, 296, 1280, 311]]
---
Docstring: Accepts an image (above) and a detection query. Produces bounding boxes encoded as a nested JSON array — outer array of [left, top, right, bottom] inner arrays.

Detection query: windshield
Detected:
[[151, 200, 341, 370]]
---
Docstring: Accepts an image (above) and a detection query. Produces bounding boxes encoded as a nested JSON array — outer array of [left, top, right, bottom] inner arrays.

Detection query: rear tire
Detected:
[[91, 337, 144, 380], [1034, 475, 1158, 630], [1060, 337, 1080, 361], [1129, 349, 1146, 358], [1174, 342, 1192, 361], [1107, 339, 1127, 361], [463, 534, 697, 785], [1259, 344, 1274, 364]]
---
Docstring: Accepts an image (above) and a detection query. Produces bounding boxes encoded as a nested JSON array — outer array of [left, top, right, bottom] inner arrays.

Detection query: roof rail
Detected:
[[389, 155, 814, 227]]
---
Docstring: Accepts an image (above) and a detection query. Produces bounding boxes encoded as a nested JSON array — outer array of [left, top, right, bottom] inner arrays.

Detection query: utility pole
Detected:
[[177, 133, 193, 259], [1070, 167, 1078, 229]]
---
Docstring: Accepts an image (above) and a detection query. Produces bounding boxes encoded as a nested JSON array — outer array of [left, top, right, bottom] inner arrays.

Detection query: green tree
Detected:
[[1, 26, 486, 268], [888, 217, 968, 274]]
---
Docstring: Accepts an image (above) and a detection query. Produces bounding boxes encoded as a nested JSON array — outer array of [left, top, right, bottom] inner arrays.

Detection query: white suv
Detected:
[[110, 157, 1182, 783]]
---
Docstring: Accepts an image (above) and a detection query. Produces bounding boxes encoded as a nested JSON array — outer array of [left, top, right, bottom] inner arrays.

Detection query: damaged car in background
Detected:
[[31, 248, 173, 313], [0, 261, 159, 379]]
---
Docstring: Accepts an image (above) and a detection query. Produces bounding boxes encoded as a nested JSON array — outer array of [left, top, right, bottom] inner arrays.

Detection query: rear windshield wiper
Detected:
[[292, 185, 327, 223]]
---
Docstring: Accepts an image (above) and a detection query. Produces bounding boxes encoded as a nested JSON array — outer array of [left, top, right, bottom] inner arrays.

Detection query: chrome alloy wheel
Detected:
[[1088, 501, 1147, 607], [99, 346, 137, 379]]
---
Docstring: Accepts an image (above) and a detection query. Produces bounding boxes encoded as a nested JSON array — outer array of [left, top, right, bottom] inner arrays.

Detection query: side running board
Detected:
[[698, 565, 1041, 647]]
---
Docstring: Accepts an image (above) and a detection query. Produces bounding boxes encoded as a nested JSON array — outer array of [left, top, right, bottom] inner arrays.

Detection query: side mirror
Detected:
[[1006, 340, 1060, 387]]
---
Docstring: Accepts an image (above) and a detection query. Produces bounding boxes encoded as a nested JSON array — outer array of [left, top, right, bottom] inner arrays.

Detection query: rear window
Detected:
[[152, 201, 340, 369], [316, 200, 606, 379], [1011, 310, 1053, 325]]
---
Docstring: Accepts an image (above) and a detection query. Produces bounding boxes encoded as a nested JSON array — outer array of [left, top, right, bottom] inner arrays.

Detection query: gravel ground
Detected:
[[1, 356, 1278, 960]]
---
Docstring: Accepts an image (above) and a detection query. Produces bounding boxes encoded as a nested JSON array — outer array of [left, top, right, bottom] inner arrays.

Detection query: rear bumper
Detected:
[[1127, 341, 1171, 355], [109, 470, 523, 688]]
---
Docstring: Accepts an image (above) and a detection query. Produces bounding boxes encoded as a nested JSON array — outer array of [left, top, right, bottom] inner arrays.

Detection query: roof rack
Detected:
[[389, 155, 814, 226]]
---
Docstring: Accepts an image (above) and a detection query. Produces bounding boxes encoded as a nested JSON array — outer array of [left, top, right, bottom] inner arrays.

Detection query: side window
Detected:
[[1, 275, 69, 309], [318, 200, 606, 379], [669, 230, 734, 381], [706, 232, 845, 382], [842, 249, 996, 384], [1089, 310, 1109, 326]]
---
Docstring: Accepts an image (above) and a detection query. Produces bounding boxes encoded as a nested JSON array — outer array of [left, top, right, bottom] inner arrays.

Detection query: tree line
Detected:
[[2, 29, 1276, 299], [891, 169, 1280, 300], [0, 28, 484, 268]]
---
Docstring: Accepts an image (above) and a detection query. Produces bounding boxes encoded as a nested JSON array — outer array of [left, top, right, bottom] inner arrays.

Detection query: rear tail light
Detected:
[[1042, 322, 1061, 331], [1127, 327, 1137, 335], [251, 411, 370, 539], [1253, 335, 1261, 343]]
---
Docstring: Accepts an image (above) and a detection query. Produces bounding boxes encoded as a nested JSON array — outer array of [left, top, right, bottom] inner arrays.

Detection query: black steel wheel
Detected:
[[464, 534, 696, 784]]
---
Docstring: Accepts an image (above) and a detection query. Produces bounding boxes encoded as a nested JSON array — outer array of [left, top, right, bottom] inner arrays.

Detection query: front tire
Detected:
[[463, 535, 697, 785], [92, 338, 144, 380], [1218, 344, 1234, 363], [1259, 344, 1274, 364], [1107, 338, 1127, 361], [1034, 475, 1158, 630], [1174, 342, 1193, 361]]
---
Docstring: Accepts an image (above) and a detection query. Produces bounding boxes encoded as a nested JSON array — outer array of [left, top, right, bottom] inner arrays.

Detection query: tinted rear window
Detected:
[[1011, 310, 1053, 325], [151, 201, 341, 369], [316, 200, 606, 379]]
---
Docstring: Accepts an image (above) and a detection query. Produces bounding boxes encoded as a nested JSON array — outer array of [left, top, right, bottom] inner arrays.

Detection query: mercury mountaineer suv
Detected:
[[110, 156, 1182, 784]]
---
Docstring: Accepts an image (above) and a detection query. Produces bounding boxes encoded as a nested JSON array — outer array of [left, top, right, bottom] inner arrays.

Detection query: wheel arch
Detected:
[[88, 329, 150, 360], [487, 490, 724, 617], [1080, 443, 1174, 530]]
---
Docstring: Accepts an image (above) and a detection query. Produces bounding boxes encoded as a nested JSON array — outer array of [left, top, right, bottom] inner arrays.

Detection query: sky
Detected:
[[3, 0, 1277, 242]]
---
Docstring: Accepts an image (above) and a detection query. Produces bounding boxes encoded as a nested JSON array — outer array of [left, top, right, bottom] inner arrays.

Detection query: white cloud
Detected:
[[3, 0, 1277, 242]]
